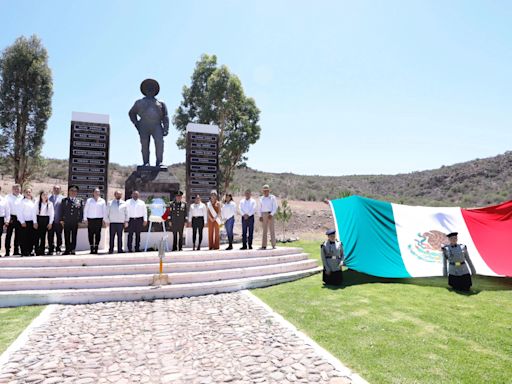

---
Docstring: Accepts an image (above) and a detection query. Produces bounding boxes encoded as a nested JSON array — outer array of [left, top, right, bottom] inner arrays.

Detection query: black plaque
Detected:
[[186, 124, 219, 203], [68, 114, 110, 200]]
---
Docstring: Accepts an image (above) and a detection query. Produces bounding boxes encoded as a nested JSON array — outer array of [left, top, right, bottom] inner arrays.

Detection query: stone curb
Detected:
[[0, 304, 57, 370]]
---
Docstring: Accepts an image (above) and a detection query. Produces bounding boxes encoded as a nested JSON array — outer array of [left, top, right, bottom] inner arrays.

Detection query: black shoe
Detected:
[[90, 247, 95, 254], [108, 250, 113, 254], [240, 246, 247, 250], [13, 251, 21, 256], [70, 251, 76, 255], [197, 246, 201, 251], [249, 246, 253, 250], [4, 252, 9, 257], [63, 251, 70, 255], [56, 247, 62, 254], [118, 250, 125, 254], [226, 245, 233, 250]]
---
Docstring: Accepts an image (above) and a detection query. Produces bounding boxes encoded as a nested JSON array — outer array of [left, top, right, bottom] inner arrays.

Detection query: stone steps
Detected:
[[0, 247, 302, 267], [0, 253, 310, 279], [0, 267, 322, 307], [0, 247, 320, 307], [0, 259, 318, 291]]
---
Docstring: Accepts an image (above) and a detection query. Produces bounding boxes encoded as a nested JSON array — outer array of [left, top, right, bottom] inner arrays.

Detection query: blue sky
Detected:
[[1, 0, 511, 176]]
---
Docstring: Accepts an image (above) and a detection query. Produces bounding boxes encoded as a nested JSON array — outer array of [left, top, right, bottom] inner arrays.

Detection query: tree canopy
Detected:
[[0, 35, 53, 187], [173, 54, 261, 193]]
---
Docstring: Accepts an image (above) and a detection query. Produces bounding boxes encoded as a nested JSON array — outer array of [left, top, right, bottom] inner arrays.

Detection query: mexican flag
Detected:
[[329, 196, 512, 278]]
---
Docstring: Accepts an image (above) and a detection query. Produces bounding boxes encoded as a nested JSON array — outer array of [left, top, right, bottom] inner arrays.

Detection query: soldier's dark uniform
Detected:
[[321, 229, 345, 286], [61, 190, 84, 255], [162, 191, 188, 251], [442, 232, 476, 292]]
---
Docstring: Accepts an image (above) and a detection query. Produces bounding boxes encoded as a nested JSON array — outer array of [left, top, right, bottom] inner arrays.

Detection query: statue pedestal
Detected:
[[124, 166, 180, 201]]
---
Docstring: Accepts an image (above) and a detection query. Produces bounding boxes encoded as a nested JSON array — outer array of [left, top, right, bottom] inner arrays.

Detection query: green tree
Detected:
[[275, 199, 293, 241], [0, 35, 53, 187], [173, 54, 261, 193]]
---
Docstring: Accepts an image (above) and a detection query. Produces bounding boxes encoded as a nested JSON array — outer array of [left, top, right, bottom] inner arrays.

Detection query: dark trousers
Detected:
[[172, 225, 184, 251], [127, 217, 143, 251], [225, 217, 235, 245], [20, 221, 36, 256], [5, 214, 20, 254], [36, 215, 50, 255], [47, 221, 63, 252], [323, 269, 343, 286], [64, 222, 79, 253], [192, 217, 204, 247], [87, 218, 103, 247], [242, 215, 255, 248], [109, 223, 124, 253]]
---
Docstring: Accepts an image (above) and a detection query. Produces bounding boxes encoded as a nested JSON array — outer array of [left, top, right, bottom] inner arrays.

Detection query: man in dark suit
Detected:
[[60, 185, 84, 255], [48, 185, 64, 255]]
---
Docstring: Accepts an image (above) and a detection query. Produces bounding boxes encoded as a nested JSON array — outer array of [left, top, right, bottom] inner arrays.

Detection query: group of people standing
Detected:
[[0, 184, 79, 257], [0, 183, 280, 256], [163, 184, 278, 252]]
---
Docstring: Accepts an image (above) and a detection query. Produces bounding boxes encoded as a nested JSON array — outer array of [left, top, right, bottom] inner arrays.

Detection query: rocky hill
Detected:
[[20, 150, 512, 207]]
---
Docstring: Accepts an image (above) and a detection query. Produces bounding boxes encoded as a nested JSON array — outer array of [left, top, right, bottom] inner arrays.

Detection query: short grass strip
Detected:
[[0, 306, 45, 354]]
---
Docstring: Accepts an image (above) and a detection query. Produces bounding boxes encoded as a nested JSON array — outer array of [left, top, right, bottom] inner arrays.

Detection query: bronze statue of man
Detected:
[[129, 79, 169, 167]]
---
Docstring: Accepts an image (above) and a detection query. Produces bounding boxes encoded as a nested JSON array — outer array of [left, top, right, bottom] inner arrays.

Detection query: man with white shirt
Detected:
[[48, 185, 64, 255], [259, 184, 278, 250], [107, 190, 128, 254], [125, 190, 147, 252], [0, 187, 11, 256], [239, 189, 256, 250], [84, 188, 107, 254], [18, 188, 38, 257], [5, 184, 23, 256]]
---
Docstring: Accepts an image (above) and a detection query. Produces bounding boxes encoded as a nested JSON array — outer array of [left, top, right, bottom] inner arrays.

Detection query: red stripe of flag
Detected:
[[461, 200, 512, 277]]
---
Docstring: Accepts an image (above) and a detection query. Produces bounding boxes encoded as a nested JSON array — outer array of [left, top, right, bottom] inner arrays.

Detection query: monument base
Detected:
[[125, 166, 180, 201]]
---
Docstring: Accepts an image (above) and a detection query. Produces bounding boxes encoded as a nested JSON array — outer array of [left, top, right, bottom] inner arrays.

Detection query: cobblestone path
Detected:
[[0, 292, 353, 384]]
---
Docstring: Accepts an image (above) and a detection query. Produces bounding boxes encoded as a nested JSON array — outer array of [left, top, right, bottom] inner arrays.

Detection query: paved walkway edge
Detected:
[[242, 290, 369, 384], [0, 304, 57, 369]]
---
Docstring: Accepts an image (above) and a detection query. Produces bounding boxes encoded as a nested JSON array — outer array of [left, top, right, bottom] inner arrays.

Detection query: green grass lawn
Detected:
[[254, 240, 512, 384], [0, 306, 45, 354]]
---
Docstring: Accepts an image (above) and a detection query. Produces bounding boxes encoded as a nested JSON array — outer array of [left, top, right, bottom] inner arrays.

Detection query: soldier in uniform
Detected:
[[442, 232, 476, 292], [163, 191, 188, 251], [321, 229, 345, 286], [60, 185, 84, 255]]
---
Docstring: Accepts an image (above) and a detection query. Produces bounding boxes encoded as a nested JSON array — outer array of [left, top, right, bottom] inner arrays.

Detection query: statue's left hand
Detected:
[[162, 127, 169, 137]]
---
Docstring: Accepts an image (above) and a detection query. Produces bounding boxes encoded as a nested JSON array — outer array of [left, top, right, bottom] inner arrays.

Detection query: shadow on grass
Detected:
[[321, 269, 512, 293]]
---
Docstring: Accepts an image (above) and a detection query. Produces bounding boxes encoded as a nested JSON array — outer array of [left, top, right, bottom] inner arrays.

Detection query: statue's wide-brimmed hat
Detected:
[[140, 78, 160, 96]]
